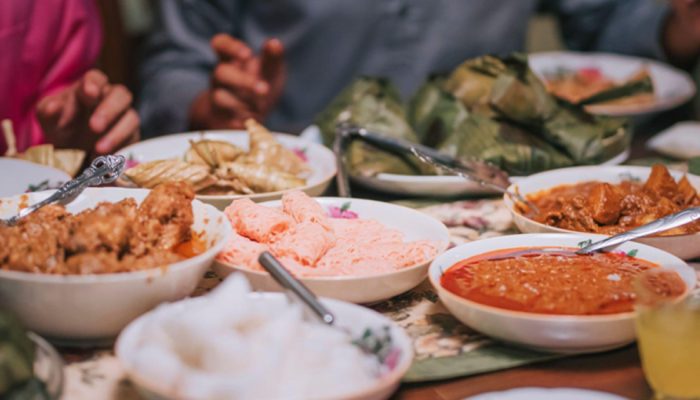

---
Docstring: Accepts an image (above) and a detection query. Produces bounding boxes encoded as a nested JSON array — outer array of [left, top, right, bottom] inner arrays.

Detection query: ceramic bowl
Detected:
[[464, 388, 632, 400], [429, 233, 697, 354], [116, 130, 336, 209], [212, 197, 451, 304], [504, 166, 700, 260], [116, 292, 413, 400], [0, 158, 70, 198], [0, 188, 231, 344]]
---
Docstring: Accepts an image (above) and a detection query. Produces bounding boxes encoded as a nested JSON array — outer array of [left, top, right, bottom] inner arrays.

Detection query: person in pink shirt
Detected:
[[0, 0, 139, 155]]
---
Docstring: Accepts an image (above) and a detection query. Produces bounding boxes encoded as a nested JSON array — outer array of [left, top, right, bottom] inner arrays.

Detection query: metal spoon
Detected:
[[258, 252, 335, 325], [577, 206, 700, 254], [333, 123, 539, 213], [1, 155, 125, 226]]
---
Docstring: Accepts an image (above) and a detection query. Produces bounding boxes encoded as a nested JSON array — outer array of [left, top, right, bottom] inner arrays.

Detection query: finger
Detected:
[[211, 88, 257, 114], [95, 109, 140, 154], [213, 63, 268, 100], [36, 95, 64, 123], [211, 34, 253, 67], [77, 70, 109, 109], [90, 85, 133, 133], [260, 38, 285, 84]]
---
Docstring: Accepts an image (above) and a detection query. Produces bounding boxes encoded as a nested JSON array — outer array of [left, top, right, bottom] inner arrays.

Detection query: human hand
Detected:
[[190, 35, 286, 130], [37, 70, 140, 154], [664, 0, 700, 68]]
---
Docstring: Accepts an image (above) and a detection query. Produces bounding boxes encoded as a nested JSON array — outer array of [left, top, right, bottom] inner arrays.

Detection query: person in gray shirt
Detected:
[[138, 0, 700, 138]]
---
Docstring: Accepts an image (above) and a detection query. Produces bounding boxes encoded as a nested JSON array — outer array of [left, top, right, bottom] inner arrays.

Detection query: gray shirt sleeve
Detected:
[[544, 0, 670, 60], [138, 1, 240, 138]]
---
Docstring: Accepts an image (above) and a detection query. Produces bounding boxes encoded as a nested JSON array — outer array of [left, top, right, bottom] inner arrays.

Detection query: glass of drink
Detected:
[[636, 270, 700, 400]]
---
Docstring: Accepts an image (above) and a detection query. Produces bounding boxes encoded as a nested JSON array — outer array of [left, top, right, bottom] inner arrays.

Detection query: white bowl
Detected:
[[213, 197, 450, 304], [116, 292, 414, 400], [0, 188, 231, 344], [429, 233, 697, 354], [529, 51, 696, 117], [350, 148, 629, 198], [116, 130, 337, 209], [0, 158, 71, 198], [465, 388, 632, 400], [504, 166, 700, 260]]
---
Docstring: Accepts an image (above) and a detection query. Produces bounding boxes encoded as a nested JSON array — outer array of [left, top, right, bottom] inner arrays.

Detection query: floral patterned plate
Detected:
[[0, 158, 70, 198]]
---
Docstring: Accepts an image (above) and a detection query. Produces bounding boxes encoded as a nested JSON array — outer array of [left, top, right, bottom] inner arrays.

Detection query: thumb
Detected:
[[260, 39, 286, 92]]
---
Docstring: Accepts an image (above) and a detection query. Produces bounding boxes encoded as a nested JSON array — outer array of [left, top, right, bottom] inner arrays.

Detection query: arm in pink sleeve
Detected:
[[25, 0, 103, 148]]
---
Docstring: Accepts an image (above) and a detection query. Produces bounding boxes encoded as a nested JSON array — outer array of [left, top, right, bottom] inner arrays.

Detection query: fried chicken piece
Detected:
[[677, 175, 698, 206], [122, 250, 185, 272], [63, 252, 124, 275], [131, 182, 195, 254], [67, 199, 138, 254]]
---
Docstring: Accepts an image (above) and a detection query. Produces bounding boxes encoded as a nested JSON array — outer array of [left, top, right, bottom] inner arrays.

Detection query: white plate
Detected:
[[647, 121, 700, 160], [117, 292, 414, 400], [212, 197, 451, 304], [116, 130, 337, 209], [529, 51, 696, 116], [0, 188, 231, 343], [504, 166, 700, 260], [351, 149, 628, 198], [464, 388, 631, 400], [0, 158, 70, 198], [429, 233, 697, 354]]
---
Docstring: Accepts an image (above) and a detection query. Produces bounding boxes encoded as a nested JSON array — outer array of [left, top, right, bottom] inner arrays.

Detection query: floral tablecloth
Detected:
[[59, 198, 700, 399]]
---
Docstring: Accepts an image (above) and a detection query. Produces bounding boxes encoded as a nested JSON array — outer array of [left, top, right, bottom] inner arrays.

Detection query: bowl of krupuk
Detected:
[[117, 119, 336, 209], [429, 233, 697, 353], [212, 191, 450, 304], [0, 184, 230, 344], [504, 165, 700, 260]]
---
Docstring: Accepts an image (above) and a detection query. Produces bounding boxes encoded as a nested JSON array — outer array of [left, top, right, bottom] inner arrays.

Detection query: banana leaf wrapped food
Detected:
[[216, 162, 305, 193], [444, 55, 505, 111], [184, 139, 244, 167], [437, 114, 573, 175], [123, 160, 217, 192], [408, 75, 469, 147], [315, 77, 428, 176], [541, 104, 632, 165]]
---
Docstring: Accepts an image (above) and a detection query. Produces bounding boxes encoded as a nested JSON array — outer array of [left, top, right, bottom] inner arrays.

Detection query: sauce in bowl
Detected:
[[441, 247, 685, 316]]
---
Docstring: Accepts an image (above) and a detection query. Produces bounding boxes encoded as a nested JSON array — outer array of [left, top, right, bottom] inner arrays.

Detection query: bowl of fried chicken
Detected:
[[0, 182, 230, 345]]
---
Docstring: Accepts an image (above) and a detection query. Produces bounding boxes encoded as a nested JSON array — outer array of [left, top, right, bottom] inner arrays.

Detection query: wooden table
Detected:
[[393, 346, 652, 399]]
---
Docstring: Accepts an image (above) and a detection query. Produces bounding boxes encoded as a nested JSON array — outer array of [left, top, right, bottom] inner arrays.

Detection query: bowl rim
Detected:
[[29, 331, 64, 400], [115, 292, 414, 400], [503, 165, 700, 240], [0, 188, 232, 284], [214, 197, 451, 281], [428, 233, 697, 323], [116, 130, 338, 201]]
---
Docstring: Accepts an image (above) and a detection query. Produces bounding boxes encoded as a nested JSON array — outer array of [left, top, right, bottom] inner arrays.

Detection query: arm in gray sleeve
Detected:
[[138, 0, 241, 138], [543, 0, 670, 60]]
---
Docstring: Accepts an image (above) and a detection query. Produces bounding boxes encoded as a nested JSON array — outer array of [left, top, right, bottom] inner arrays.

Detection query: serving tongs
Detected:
[[333, 123, 538, 213], [577, 206, 700, 254], [258, 252, 335, 325], [1, 155, 126, 227]]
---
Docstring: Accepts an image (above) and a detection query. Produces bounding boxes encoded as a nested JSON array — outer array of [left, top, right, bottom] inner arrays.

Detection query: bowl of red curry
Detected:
[[429, 233, 696, 354], [0, 184, 231, 345], [504, 165, 700, 260]]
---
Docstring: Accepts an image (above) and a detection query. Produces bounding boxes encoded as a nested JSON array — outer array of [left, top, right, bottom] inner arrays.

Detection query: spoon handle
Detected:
[[258, 252, 335, 325], [577, 206, 700, 254]]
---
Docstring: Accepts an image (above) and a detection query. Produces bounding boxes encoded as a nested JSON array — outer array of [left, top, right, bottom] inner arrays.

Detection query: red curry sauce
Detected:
[[440, 247, 685, 316]]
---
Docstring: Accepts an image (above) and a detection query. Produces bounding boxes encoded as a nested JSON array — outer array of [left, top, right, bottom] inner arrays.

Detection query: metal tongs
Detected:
[[1, 155, 126, 226], [577, 206, 700, 254], [333, 123, 538, 212]]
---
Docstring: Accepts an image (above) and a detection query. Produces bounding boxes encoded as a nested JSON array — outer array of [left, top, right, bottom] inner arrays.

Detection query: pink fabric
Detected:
[[0, 0, 102, 153]]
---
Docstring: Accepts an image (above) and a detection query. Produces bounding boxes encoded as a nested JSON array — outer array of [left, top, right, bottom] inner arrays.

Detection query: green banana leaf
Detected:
[[408, 75, 470, 147], [541, 104, 632, 164], [437, 114, 573, 176], [315, 77, 428, 176], [444, 56, 505, 110], [579, 70, 654, 105]]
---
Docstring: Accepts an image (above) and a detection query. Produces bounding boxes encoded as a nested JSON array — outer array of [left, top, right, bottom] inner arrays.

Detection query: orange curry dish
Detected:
[[0, 182, 205, 275], [523, 165, 700, 236], [440, 247, 685, 316]]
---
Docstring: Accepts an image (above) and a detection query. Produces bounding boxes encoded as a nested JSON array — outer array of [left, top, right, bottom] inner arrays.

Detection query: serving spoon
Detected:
[[577, 206, 700, 254], [1, 155, 125, 227], [258, 252, 335, 325], [333, 123, 539, 213]]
